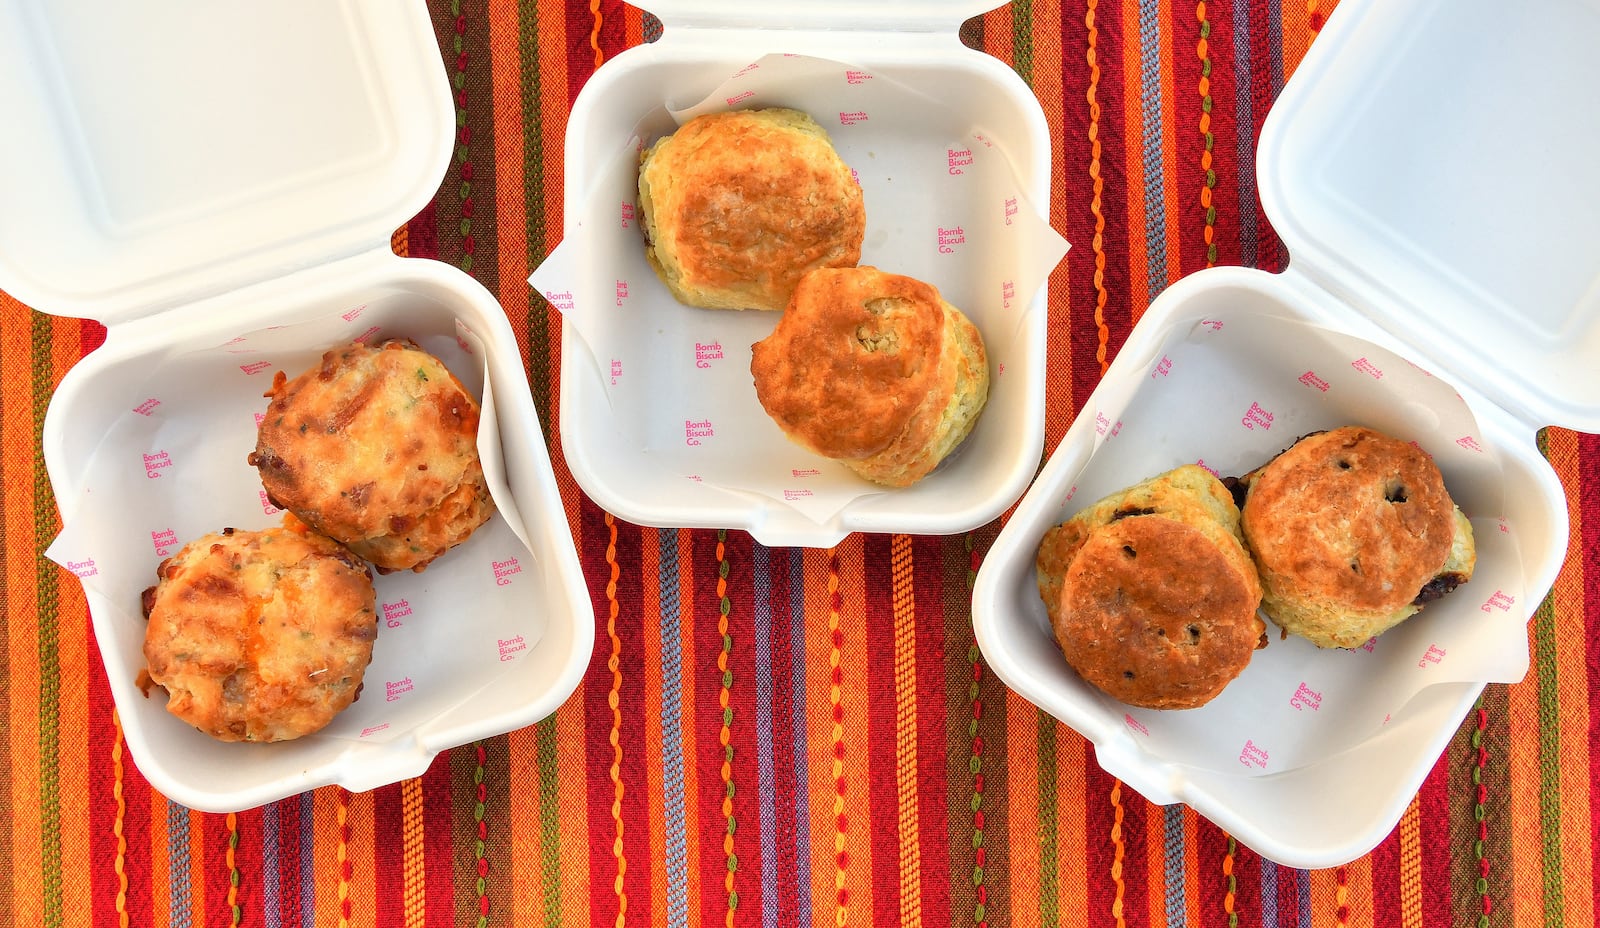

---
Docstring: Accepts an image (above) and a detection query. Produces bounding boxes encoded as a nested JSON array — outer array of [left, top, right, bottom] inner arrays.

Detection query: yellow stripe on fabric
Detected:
[[1398, 794, 1423, 928], [1001, 692, 1041, 928], [889, 535, 923, 927], [346, 790, 377, 928], [639, 528, 667, 928], [1547, 428, 1596, 928]]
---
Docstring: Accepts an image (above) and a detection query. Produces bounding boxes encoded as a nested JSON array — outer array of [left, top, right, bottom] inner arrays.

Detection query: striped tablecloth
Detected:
[[2, 2, 1596, 925]]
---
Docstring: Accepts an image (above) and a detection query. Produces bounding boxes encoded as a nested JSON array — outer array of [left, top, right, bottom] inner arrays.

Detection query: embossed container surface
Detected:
[[972, 0, 1600, 869], [0, 4, 593, 812], [550, 2, 1059, 548]]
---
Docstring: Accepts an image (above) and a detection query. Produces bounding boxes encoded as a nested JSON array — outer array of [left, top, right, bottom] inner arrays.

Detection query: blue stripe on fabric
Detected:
[[1234, 0, 1260, 267], [261, 800, 282, 928], [1259, 856, 1279, 926], [1138, 0, 1172, 298], [787, 546, 815, 928], [1163, 804, 1187, 927], [752, 543, 780, 928], [168, 800, 193, 928], [658, 529, 689, 928]]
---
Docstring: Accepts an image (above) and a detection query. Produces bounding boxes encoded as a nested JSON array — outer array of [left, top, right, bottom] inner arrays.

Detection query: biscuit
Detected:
[[750, 265, 989, 487], [140, 525, 378, 743], [637, 107, 865, 311], [1236, 426, 1476, 648], [248, 338, 494, 573], [1035, 465, 1266, 710]]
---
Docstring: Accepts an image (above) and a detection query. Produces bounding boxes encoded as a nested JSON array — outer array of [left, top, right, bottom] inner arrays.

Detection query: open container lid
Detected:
[[0, 1, 453, 324], [1258, 0, 1600, 434]]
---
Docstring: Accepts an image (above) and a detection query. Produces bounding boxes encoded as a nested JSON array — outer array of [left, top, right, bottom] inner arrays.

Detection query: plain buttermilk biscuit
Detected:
[[140, 525, 378, 743], [750, 265, 989, 487], [249, 338, 495, 574], [1035, 465, 1266, 710], [637, 107, 865, 311], [1236, 426, 1476, 648]]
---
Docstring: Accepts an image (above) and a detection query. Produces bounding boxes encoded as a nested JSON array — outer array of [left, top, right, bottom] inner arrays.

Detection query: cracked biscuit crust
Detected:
[[750, 266, 989, 487], [140, 525, 377, 743], [249, 338, 493, 573]]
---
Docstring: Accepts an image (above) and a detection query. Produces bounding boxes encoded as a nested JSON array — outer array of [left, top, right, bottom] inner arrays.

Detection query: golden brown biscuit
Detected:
[[1236, 426, 1476, 648], [140, 524, 378, 743], [637, 107, 865, 311], [750, 266, 989, 487], [248, 338, 494, 574], [1035, 465, 1265, 710]]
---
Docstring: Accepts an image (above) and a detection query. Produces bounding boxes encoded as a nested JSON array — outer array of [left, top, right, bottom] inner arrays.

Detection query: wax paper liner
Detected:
[[46, 297, 545, 746], [1033, 310, 1527, 777], [531, 53, 1069, 526]]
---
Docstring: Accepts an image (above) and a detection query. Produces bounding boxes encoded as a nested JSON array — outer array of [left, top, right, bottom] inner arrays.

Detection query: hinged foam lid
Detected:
[[1258, 0, 1600, 432], [0, 2, 453, 325], [638, 0, 1003, 33]]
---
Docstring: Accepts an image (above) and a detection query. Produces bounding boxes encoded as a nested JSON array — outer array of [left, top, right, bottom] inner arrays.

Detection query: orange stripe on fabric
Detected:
[[313, 788, 342, 926], [401, 778, 426, 928], [1109, 781, 1129, 928], [981, 3, 1014, 61], [1056, 726, 1090, 920], [1548, 428, 1596, 928], [505, 725, 546, 928], [1083, 0, 1112, 375], [1001, 692, 1041, 928], [112, 711, 130, 928], [638, 528, 666, 928], [889, 535, 923, 927], [348, 790, 378, 928], [1026, 0, 1076, 447], [556, 686, 595, 928], [604, 513, 629, 928], [487, 0, 531, 361], [1146, 799, 1166, 928], [814, 538, 871, 927], [1399, 794, 1423, 928], [1279, 0, 1319, 84]]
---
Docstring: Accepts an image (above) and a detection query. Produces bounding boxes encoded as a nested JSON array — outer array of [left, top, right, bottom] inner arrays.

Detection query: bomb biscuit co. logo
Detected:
[[1239, 739, 1269, 768], [1001, 279, 1016, 309], [838, 111, 868, 126], [382, 599, 413, 629], [65, 558, 98, 578], [1481, 590, 1514, 613], [1240, 401, 1274, 431], [493, 557, 522, 587], [1123, 714, 1150, 736], [791, 468, 821, 478], [1004, 196, 1019, 226], [1298, 370, 1330, 392], [1152, 355, 1173, 379], [1351, 356, 1383, 379], [726, 89, 756, 107], [133, 398, 161, 416], [258, 490, 281, 516], [615, 279, 630, 306], [936, 225, 966, 254], [694, 341, 724, 369], [783, 488, 813, 501], [239, 360, 273, 376], [152, 528, 178, 558], [609, 358, 623, 386], [352, 325, 382, 344], [1417, 644, 1447, 668], [1289, 682, 1323, 711], [684, 419, 714, 446], [143, 450, 173, 479], [946, 147, 974, 175], [543, 290, 575, 314], [845, 70, 872, 84], [620, 201, 635, 228], [498, 635, 527, 662], [385, 677, 414, 702]]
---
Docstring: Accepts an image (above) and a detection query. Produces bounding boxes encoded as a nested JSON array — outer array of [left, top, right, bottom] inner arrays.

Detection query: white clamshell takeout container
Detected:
[[0, 2, 593, 812], [540, 1, 1065, 548], [974, 0, 1600, 869]]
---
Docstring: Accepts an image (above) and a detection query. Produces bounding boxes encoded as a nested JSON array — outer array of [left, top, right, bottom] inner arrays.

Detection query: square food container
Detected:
[[973, 0, 1600, 868], [0, 3, 593, 811], [540, 1, 1064, 548]]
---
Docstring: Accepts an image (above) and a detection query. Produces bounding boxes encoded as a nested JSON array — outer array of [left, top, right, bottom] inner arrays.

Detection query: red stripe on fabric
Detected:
[[861, 533, 902, 928], [723, 530, 762, 928], [404, 198, 440, 261], [1368, 821, 1402, 928], [1081, 761, 1120, 928], [1168, 8, 1213, 276], [1195, 818, 1231, 928], [1416, 744, 1454, 923], [198, 810, 232, 928], [685, 529, 735, 927], [80, 319, 107, 357], [1056, 0, 1135, 404], [1203, 3, 1243, 270], [1581, 431, 1600, 923], [615, 516, 658, 918], [277, 796, 305, 928], [764, 549, 805, 928], [1230, 839, 1260, 928], [1117, 792, 1150, 927], [563, 3, 600, 107], [86, 641, 130, 928], [594, 0, 633, 62], [911, 535, 952, 928], [233, 807, 264, 925], [420, 752, 458, 926], [372, 782, 406, 921]]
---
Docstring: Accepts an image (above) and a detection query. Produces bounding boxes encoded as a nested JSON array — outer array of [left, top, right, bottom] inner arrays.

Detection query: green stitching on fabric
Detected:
[[1011, 1, 1035, 87], [1037, 711, 1059, 928], [1531, 427, 1566, 927], [32, 311, 63, 928], [537, 716, 563, 928], [519, 0, 552, 443]]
